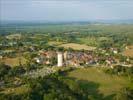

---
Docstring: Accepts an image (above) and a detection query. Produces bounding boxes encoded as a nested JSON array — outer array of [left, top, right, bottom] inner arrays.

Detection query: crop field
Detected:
[[1, 57, 27, 67], [59, 43, 96, 50], [67, 67, 130, 96]]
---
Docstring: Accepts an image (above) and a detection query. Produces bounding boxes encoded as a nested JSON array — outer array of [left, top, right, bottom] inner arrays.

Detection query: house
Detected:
[[0, 55, 3, 59]]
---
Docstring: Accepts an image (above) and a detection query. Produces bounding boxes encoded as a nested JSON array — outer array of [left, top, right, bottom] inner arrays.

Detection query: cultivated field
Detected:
[[1, 57, 27, 67], [59, 43, 96, 50]]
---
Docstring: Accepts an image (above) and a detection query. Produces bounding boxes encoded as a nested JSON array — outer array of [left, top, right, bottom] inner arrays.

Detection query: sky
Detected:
[[0, 0, 133, 22]]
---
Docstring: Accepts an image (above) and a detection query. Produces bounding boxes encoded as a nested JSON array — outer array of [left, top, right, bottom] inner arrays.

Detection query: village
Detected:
[[0, 26, 133, 100], [33, 47, 132, 68], [1, 0, 133, 99], [0, 34, 132, 69]]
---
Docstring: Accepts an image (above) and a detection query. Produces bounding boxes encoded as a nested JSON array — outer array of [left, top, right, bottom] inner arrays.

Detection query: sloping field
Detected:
[[59, 43, 96, 50], [1, 85, 29, 95], [67, 67, 130, 96]]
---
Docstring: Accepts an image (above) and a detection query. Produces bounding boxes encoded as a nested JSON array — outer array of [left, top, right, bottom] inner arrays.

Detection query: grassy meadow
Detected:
[[67, 67, 130, 97]]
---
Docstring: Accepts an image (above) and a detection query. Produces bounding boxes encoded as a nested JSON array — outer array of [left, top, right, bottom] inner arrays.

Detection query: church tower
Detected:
[[57, 52, 63, 67]]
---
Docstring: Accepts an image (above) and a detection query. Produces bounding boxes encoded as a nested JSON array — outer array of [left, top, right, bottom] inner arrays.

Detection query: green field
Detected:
[[1, 85, 29, 95], [67, 67, 130, 97], [77, 37, 98, 46]]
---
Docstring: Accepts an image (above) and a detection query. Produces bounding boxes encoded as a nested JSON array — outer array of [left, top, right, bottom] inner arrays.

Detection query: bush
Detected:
[[0, 63, 11, 79], [114, 87, 133, 100]]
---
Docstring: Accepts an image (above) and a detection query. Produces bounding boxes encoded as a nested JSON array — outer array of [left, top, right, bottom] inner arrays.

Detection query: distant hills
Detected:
[[1, 19, 133, 26]]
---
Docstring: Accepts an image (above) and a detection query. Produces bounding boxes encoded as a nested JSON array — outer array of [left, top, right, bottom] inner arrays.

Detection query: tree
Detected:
[[0, 63, 11, 79]]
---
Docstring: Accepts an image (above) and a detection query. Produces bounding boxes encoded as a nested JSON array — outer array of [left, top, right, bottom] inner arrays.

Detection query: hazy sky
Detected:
[[0, 0, 133, 21]]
